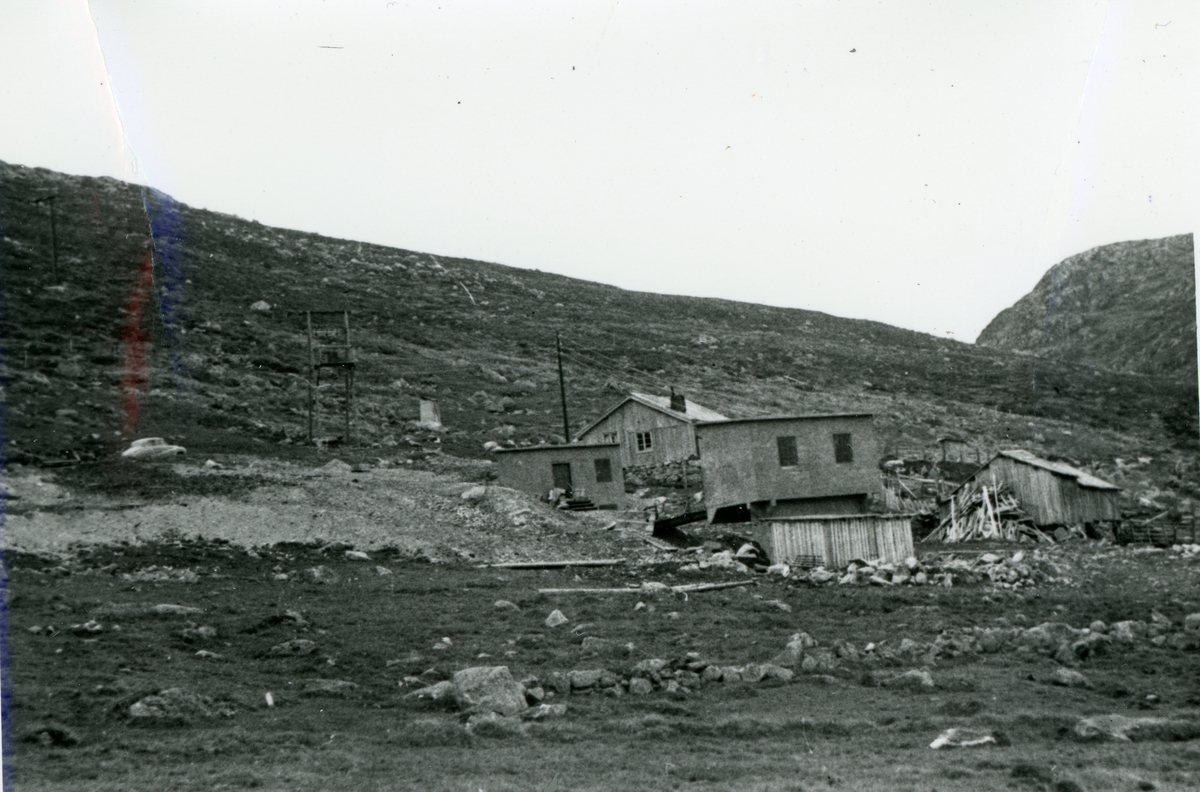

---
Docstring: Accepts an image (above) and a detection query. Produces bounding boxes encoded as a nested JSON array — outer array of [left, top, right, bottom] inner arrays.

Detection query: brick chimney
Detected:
[[669, 387, 686, 413]]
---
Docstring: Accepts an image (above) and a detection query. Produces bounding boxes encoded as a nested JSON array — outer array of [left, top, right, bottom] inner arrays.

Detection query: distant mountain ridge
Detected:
[[977, 234, 1196, 380]]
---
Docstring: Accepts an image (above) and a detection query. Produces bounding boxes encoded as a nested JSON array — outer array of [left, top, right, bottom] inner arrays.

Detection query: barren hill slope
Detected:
[[1, 159, 1195, 471], [977, 234, 1196, 380]]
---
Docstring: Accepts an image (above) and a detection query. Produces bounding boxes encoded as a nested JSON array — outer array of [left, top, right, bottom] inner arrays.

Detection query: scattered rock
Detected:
[[344, 550, 371, 561], [493, 600, 521, 612], [250, 300, 271, 312], [929, 727, 1004, 749], [460, 485, 488, 502], [466, 711, 527, 738], [405, 680, 455, 704], [580, 636, 632, 658], [301, 679, 359, 697], [1070, 632, 1112, 661], [375, 566, 393, 576], [1051, 668, 1093, 689], [128, 688, 234, 722], [303, 566, 340, 585], [628, 677, 654, 696], [268, 639, 317, 657], [21, 723, 80, 747], [179, 625, 217, 643], [194, 650, 221, 659], [568, 669, 604, 690], [1073, 714, 1200, 742], [545, 609, 569, 628], [320, 459, 353, 475], [453, 666, 528, 716]]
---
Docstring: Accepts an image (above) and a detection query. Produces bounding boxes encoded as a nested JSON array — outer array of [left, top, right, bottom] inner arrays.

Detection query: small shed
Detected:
[[695, 414, 883, 522], [574, 391, 728, 468], [754, 514, 915, 568], [494, 442, 625, 509], [945, 449, 1120, 527]]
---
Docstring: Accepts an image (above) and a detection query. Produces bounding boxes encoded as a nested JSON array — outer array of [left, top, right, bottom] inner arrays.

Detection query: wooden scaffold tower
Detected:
[[305, 310, 356, 445]]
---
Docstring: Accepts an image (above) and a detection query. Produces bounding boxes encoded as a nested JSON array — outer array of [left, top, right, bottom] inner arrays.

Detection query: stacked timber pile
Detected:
[[925, 481, 1049, 543]]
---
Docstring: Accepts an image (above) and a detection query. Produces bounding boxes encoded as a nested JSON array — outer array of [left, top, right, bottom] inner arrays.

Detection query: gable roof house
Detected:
[[574, 391, 728, 468], [942, 449, 1121, 528]]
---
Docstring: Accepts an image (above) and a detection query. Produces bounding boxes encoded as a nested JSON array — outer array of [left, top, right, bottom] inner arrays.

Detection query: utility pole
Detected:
[[556, 331, 571, 443], [32, 194, 59, 281]]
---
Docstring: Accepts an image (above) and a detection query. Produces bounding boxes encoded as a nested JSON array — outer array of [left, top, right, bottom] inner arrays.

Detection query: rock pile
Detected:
[[783, 550, 1070, 590], [403, 654, 797, 727]]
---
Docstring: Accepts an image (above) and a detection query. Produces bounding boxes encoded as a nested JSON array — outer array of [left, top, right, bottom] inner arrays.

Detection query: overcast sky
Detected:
[[1, 1, 1195, 341]]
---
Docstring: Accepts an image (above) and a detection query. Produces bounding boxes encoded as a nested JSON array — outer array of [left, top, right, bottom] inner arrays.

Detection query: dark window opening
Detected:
[[636, 431, 653, 452], [777, 435, 798, 467], [594, 458, 613, 483], [833, 433, 854, 463]]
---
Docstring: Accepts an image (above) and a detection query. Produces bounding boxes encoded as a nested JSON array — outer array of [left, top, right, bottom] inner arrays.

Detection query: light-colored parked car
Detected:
[[121, 437, 187, 460]]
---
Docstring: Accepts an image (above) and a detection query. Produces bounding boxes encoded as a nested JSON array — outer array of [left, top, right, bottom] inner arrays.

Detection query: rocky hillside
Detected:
[[977, 234, 1196, 381], [0, 159, 1196, 476]]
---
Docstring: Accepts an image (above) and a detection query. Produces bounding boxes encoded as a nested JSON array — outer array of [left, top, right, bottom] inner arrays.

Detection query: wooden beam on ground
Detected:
[[536, 579, 757, 595], [477, 559, 625, 570]]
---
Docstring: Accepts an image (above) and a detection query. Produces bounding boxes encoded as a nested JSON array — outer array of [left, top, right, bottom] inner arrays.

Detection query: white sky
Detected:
[[1, 1, 1195, 341]]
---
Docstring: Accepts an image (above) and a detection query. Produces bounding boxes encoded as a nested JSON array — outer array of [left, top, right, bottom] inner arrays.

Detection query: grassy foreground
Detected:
[[5, 537, 1200, 792]]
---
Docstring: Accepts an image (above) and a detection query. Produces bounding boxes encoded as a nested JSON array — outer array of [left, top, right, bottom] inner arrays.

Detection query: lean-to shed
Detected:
[[694, 414, 883, 522], [944, 449, 1120, 527], [494, 442, 625, 509], [574, 391, 728, 468]]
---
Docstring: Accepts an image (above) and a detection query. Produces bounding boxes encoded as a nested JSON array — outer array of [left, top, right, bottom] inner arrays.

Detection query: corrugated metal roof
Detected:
[[997, 449, 1120, 491]]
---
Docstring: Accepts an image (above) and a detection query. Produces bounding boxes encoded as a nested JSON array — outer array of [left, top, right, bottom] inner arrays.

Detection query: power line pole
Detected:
[[32, 194, 59, 281], [556, 331, 571, 442]]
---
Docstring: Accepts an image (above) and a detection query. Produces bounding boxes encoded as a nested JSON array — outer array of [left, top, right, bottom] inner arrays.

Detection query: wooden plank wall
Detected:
[[760, 515, 914, 568], [977, 458, 1119, 525]]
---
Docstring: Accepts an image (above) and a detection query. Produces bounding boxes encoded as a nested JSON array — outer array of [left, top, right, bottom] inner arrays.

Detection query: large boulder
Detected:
[[453, 666, 528, 717]]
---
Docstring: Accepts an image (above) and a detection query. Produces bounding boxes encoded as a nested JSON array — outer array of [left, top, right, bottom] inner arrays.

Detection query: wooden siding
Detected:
[[495, 444, 625, 507], [969, 457, 1120, 526], [754, 515, 915, 567], [697, 415, 881, 520], [579, 401, 697, 467]]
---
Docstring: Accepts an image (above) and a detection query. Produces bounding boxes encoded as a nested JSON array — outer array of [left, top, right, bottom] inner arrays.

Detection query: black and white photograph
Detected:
[[1, 2, 1197, 790]]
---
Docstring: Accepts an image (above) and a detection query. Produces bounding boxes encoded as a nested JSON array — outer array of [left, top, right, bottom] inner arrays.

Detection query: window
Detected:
[[602, 432, 618, 444], [594, 458, 613, 483], [833, 433, 854, 463], [635, 431, 653, 452], [777, 435, 798, 467]]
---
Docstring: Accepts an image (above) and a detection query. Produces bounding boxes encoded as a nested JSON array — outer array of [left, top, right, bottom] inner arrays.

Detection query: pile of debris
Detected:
[[925, 481, 1047, 543]]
